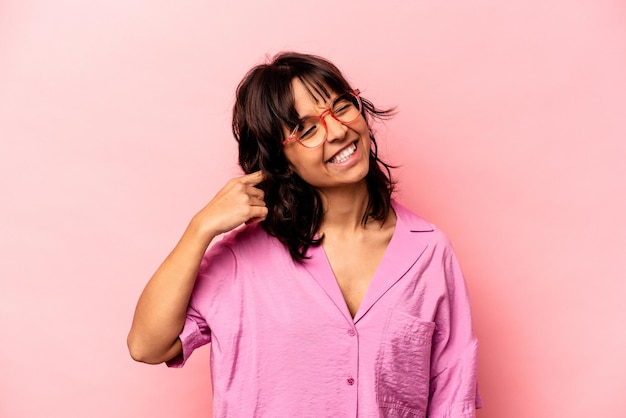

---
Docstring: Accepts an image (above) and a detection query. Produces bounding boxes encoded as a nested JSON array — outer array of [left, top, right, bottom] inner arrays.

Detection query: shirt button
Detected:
[[347, 329, 356, 336], [347, 378, 355, 385]]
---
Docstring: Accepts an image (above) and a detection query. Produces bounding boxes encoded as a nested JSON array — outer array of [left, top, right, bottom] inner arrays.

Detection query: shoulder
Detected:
[[207, 222, 286, 262], [392, 200, 434, 231], [392, 201, 468, 292], [392, 200, 451, 245], [391, 200, 459, 264], [197, 223, 287, 282]]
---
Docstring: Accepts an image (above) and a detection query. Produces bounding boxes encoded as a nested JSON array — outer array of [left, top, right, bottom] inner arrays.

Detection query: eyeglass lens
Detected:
[[295, 92, 361, 148]]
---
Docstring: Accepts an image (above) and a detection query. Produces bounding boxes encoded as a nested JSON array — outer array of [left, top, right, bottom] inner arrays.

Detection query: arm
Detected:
[[127, 171, 267, 364], [428, 241, 481, 417]]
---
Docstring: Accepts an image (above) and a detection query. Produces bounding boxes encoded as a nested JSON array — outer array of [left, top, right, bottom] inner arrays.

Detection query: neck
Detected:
[[318, 181, 371, 233]]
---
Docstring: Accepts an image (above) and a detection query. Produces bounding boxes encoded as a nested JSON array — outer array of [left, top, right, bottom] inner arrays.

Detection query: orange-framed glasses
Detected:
[[282, 89, 362, 148]]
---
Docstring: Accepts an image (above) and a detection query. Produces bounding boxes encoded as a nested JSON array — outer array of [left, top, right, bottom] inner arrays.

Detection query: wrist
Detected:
[[184, 217, 218, 248]]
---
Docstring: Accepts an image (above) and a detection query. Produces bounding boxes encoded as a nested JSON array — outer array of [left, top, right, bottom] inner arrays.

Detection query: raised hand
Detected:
[[189, 170, 268, 239]]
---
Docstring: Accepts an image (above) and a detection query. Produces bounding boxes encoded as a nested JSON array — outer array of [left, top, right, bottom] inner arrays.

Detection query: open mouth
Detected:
[[327, 141, 357, 164]]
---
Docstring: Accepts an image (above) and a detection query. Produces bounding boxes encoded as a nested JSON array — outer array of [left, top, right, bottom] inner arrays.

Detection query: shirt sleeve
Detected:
[[165, 304, 211, 368], [427, 240, 482, 417], [166, 240, 237, 368]]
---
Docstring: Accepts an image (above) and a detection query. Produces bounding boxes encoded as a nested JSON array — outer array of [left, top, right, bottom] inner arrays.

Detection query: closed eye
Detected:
[[332, 98, 354, 115], [299, 124, 318, 139]]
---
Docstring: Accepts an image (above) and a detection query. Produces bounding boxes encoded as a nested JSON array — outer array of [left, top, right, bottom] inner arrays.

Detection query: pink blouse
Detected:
[[168, 201, 481, 417]]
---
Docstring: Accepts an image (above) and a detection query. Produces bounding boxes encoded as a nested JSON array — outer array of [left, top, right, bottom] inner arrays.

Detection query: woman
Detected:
[[128, 52, 481, 417]]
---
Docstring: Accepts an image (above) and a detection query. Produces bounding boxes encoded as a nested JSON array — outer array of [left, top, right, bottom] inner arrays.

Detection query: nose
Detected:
[[323, 114, 348, 143]]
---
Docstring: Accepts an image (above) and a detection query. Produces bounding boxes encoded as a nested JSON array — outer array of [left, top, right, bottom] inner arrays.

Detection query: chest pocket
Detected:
[[375, 309, 435, 418]]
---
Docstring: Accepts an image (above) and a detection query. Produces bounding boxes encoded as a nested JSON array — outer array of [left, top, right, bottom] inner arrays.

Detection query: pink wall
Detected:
[[1, 1, 625, 416]]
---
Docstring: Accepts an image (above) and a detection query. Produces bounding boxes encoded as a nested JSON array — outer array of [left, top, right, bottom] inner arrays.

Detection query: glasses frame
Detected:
[[282, 89, 362, 148]]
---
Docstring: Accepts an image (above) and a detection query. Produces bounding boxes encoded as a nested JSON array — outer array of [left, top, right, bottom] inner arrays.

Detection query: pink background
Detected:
[[1, 0, 625, 417]]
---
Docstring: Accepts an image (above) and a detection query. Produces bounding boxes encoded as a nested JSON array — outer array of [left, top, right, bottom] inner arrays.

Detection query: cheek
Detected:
[[284, 148, 320, 176], [360, 133, 372, 155], [363, 135, 371, 151]]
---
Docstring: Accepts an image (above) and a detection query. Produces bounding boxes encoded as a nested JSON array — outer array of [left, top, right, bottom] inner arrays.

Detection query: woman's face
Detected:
[[282, 79, 371, 192]]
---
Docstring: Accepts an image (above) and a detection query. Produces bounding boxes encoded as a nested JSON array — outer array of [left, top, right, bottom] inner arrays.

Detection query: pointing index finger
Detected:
[[241, 170, 265, 186]]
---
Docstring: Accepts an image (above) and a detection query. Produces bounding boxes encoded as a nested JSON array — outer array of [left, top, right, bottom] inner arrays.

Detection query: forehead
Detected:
[[291, 78, 339, 116]]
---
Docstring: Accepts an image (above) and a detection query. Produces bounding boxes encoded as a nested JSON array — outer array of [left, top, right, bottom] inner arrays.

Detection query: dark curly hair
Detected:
[[232, 52, 395, 262]]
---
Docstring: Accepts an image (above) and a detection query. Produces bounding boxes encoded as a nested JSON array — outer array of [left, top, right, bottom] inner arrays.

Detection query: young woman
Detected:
[[128, 52, 481, 417]]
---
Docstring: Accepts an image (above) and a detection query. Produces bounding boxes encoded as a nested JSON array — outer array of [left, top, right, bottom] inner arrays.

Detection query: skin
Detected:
[[284, 79, 396, 316], [127, 78, 396, 364]]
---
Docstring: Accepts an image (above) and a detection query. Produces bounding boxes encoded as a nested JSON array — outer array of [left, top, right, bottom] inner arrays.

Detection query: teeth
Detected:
[[329, 143, 356, 163]]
